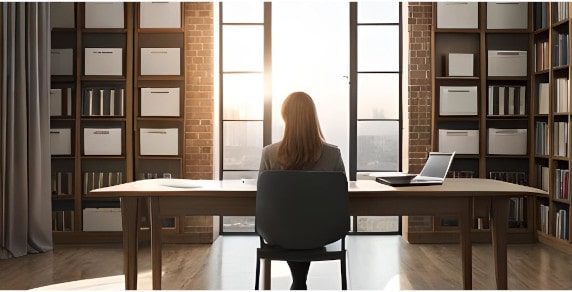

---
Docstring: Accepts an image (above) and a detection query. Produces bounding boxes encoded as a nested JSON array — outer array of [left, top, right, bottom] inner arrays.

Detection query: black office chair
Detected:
[[254, 170, 350, 290]]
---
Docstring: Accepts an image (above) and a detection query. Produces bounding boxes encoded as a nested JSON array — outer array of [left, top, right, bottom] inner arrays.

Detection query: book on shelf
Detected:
[[536, 164, 550, 192], [555, 209, 569, 240], [553, 122, 568, 157], [537, 82, 549, 114], [534, 2, 549, 30], [554, 168, 569, 200], [509, 197, 526, 228], [535, 121, 549, 155], [553, 32, 569, 67], [539, 203, 549, 234], [556, 2, 570, 22], [535, 39, 549, 72], [555, 77, 570, 113]]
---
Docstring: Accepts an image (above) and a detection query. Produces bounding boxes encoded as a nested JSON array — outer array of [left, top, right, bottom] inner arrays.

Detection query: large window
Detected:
[[219, 2, 402, 234]]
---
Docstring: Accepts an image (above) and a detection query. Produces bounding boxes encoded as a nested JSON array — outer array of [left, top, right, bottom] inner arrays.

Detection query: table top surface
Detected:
[[89, 178, 548, 198]]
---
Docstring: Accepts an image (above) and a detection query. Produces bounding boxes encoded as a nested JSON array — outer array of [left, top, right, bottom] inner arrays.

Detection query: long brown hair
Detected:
[[278, 92, 325, 169]]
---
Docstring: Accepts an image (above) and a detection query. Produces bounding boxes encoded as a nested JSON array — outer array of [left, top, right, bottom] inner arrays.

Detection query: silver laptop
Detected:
[[375, 152, 456, 186]]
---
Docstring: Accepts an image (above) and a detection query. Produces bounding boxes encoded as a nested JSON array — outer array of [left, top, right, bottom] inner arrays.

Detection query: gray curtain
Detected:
[[1, 2, 52, 259]]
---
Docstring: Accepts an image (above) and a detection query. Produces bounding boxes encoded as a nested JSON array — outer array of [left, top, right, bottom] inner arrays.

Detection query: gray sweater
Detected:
[[259, 142, 346, 174]]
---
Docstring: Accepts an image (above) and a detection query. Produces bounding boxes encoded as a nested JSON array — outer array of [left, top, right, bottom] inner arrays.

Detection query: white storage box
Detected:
[[488, 128, 527, 155], [51, 49, 73, 76], [140, 128, 178, 156], [85, 48, 123, 76], [141, 88, 180, 117], [487, 2, 528, 29], [447, 53, 474, 77], [436, 2, 478, 29], [140, 2, 181, 28], [50, 2, 75, 28], [140, 48, 180, 75], [84, 128, 122, 155], [439, 129, 479, 154], [82, 208, 122, 231], [85, 3, 124, 29], [439, 86, 478, 116], [488, 50, 527, 77], [50, 128, 72, 155]]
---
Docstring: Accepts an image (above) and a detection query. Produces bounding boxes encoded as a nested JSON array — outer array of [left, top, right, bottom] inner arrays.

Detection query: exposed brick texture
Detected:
[[184, 2, 214, 180], [408, 2, 433, 173], [407, 2, 434, 236]]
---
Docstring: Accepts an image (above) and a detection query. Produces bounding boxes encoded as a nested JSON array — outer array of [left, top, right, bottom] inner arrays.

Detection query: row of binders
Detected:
[[83, 172, 123, 195], [532, 2, 570, 30], [487, 86, 526, 116], [52, 172, 73, 196], [82, 88, 125, 117], [539, 205, 569, 240], [489, 171, 527, 186], [52, 211, 74, 232], [535, 121, 568, 157], [50, 88, 73, 117], [554, 168, 569, 201]]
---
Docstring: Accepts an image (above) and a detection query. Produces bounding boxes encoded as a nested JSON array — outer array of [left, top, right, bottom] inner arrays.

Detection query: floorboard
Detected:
[[1, 235, 571, 290]]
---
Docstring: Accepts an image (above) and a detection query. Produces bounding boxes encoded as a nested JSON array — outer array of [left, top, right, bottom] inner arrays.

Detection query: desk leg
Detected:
[[459, 198, 472, 290], [122, 197, 139, 290], [491, 197, 508, 290], [149, 197, 162, 290], [263, 259, 271, 290]]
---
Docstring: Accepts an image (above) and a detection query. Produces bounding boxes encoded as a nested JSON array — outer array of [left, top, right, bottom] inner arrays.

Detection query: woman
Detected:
[[259, 91, 345, 290]]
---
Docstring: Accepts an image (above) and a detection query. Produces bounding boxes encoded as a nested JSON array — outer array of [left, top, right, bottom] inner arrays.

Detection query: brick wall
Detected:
[[408, 2, 433, 174], [407, 2, 434, 234], [182, 3, 216, 243], [184, 2, 214, 180]]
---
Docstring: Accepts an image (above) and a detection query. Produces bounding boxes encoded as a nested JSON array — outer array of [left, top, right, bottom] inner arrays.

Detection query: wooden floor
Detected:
[[1, 235, 572, 290]]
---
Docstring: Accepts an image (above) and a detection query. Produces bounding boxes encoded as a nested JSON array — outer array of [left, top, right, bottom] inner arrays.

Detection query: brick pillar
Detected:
[[406, 2, 434, 237], [182, 2, 217, 243], [184, 2, 214, 180]]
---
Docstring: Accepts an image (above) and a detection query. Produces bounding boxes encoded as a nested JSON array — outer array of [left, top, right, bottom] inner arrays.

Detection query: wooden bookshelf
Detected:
[[50, 2, 134, 243], [415, 2, 537, 244], [532, 2, 572, 252]]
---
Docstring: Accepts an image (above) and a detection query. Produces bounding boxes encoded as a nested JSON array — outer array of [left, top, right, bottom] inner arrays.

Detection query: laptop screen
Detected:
[[418, 152, 455, 178]]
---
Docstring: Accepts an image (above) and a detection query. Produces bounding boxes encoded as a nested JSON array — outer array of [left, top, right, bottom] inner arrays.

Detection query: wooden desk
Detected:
[[90, 178, 547, 290]]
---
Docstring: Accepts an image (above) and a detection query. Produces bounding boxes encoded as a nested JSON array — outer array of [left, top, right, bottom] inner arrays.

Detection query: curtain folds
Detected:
[[1, 2, 52, 259]]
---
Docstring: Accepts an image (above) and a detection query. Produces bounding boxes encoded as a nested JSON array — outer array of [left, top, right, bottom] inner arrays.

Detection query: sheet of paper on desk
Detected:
[[140, 178, 202, 189]]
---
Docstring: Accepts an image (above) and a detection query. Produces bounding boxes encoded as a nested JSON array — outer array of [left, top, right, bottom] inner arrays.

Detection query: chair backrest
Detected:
[[255, 170, 349, 250]]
